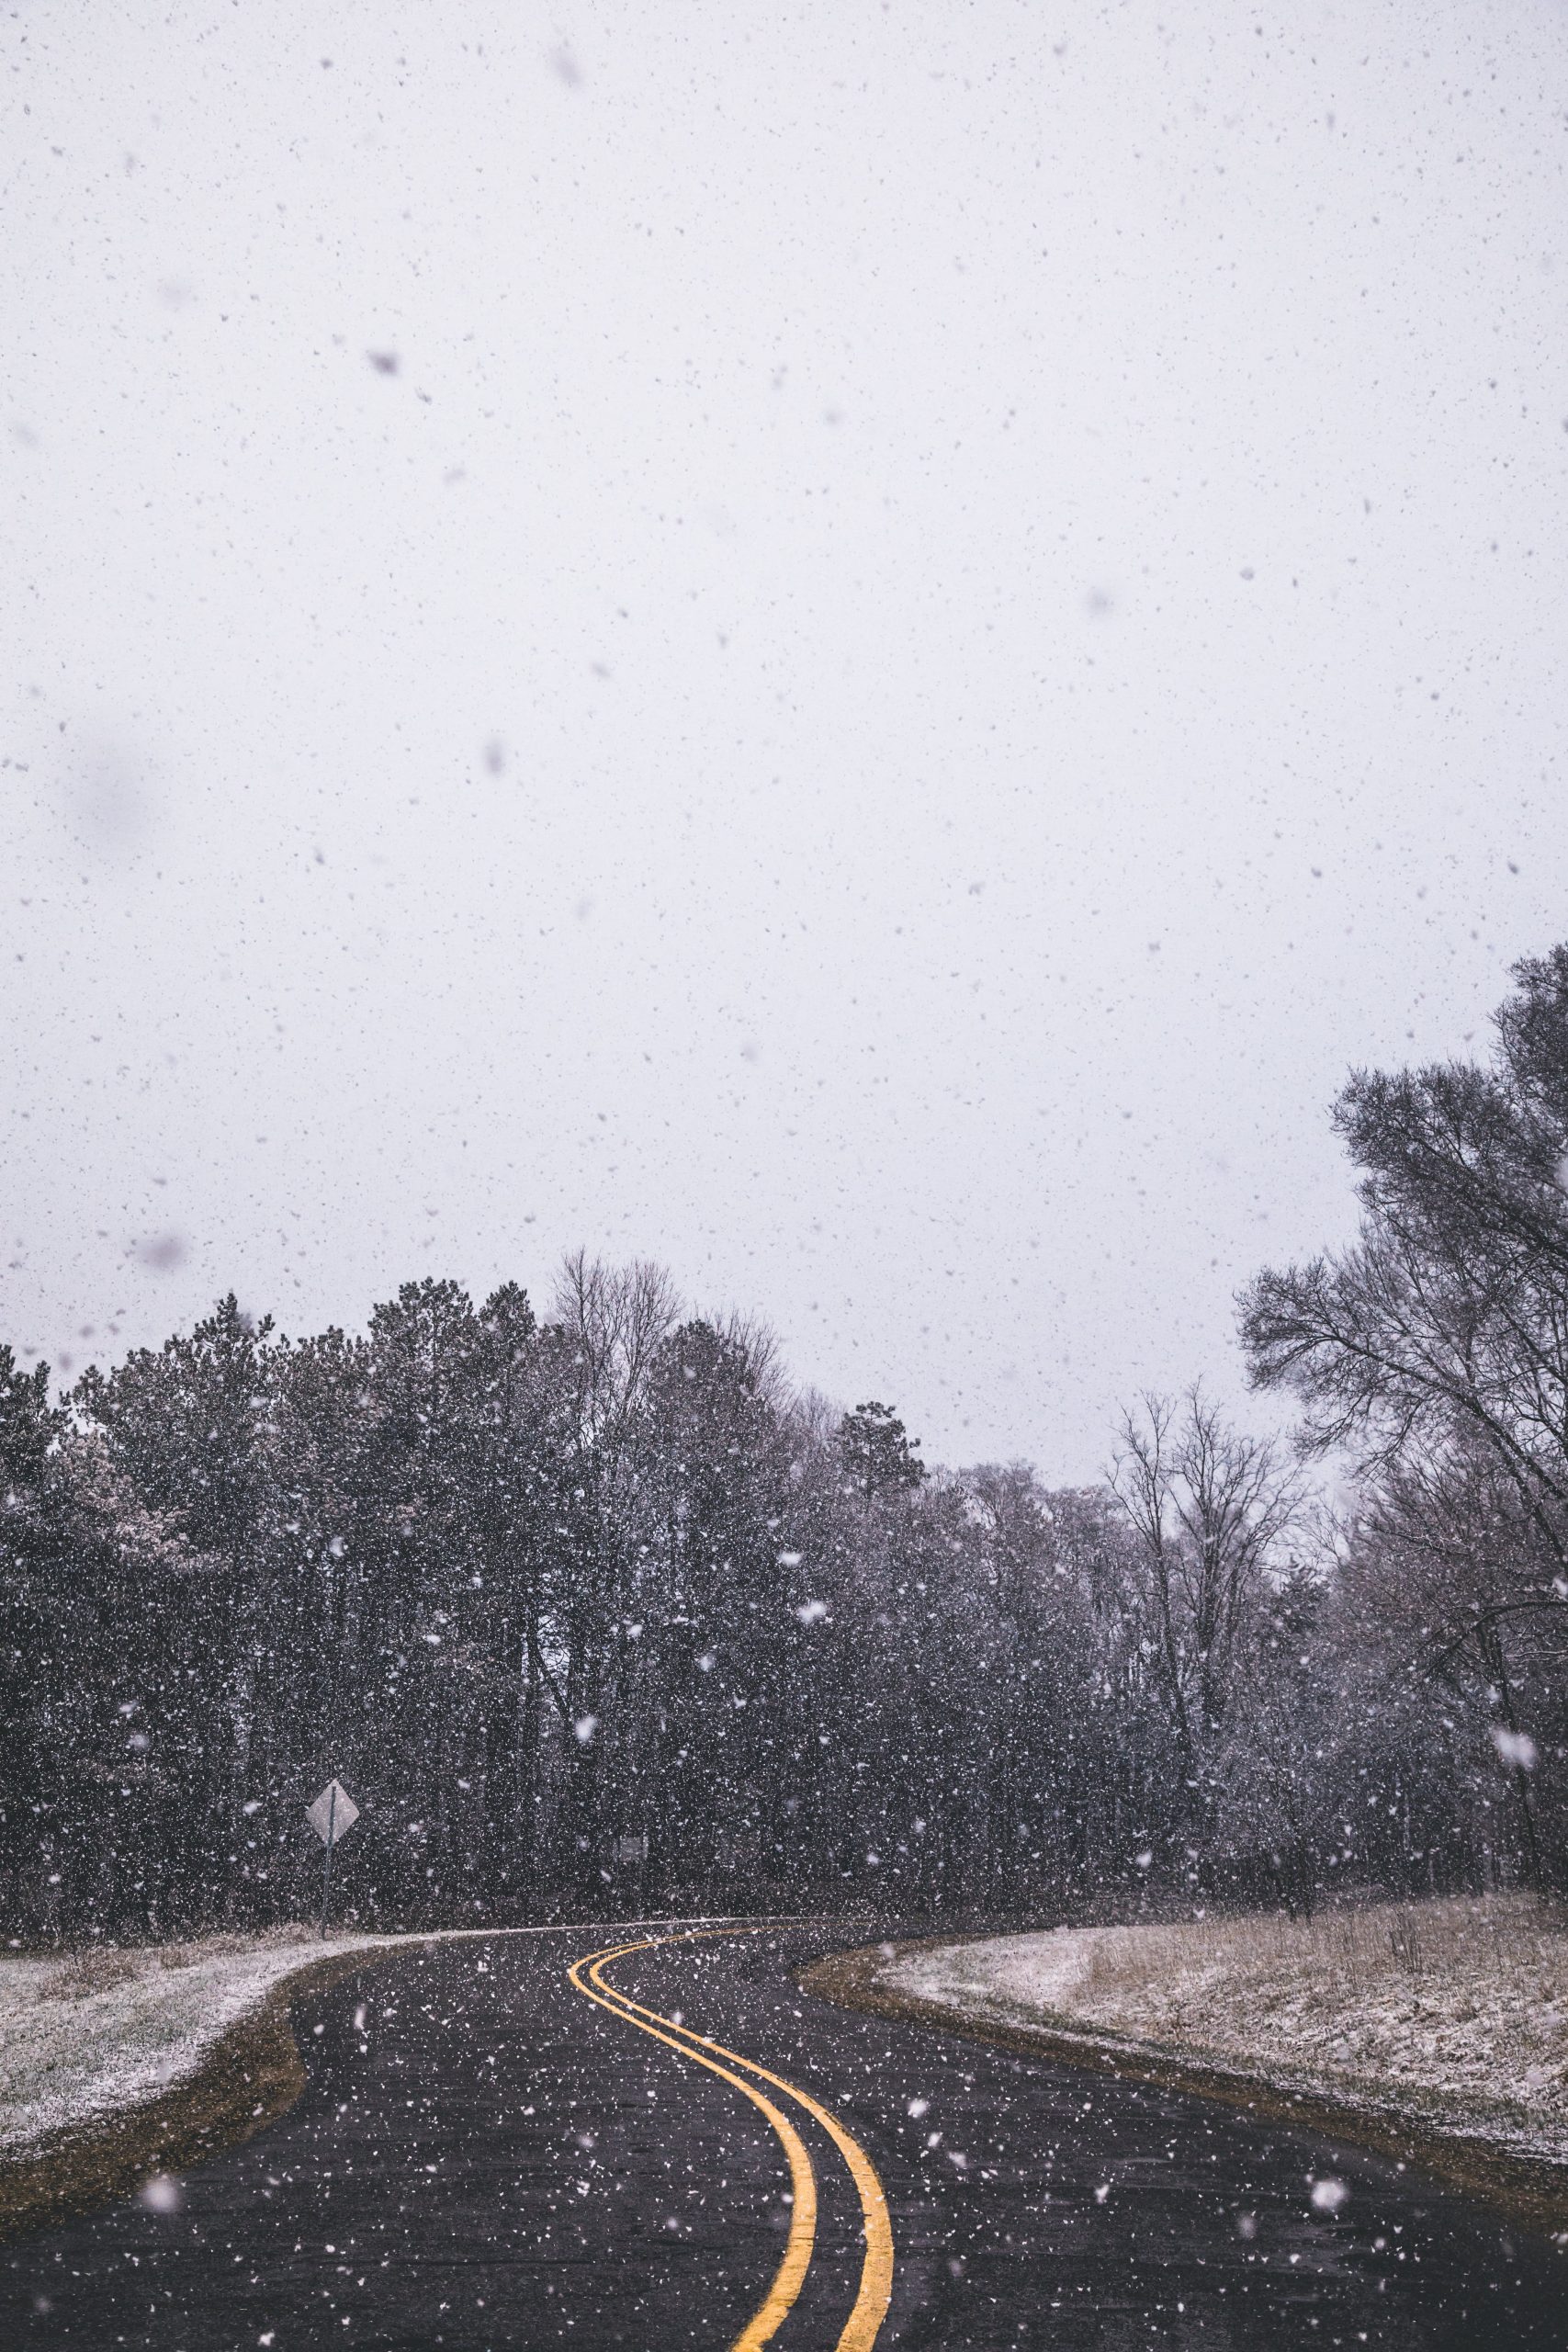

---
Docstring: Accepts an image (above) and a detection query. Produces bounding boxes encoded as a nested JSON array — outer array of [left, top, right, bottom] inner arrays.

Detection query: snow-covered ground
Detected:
[[0, 1928, 393, 2156], [880, 1896, 1568, 2163]]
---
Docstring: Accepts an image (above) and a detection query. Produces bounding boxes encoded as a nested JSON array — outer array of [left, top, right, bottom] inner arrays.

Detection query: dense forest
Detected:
[[4, 953, 1566, 1942]]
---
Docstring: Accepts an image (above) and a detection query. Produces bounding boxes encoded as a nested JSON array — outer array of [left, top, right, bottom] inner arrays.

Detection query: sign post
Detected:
[[305, 1778, 361, 1938]]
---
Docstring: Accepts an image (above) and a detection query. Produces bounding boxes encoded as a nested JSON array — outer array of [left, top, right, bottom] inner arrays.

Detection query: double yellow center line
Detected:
[[567, 1930, 893, 2350]]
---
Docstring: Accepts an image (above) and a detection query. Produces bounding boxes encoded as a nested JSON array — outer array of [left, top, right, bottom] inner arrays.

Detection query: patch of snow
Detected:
[[0, 1928, 389, 2156], [879, 1897, 1568, 2165]]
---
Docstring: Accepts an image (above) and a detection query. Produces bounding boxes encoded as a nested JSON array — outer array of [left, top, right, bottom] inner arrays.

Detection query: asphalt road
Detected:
[[5, 1923, 1566, 2351]]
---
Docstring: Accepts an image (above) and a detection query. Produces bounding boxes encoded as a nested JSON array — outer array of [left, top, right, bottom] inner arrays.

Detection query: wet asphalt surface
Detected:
[[4, 1924, 1566, 2351]]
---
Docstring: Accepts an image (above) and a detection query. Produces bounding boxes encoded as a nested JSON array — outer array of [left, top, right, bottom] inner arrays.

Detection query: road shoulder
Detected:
[[0, 1946, 389, 2245], [803, 1934, 1568, 2242]]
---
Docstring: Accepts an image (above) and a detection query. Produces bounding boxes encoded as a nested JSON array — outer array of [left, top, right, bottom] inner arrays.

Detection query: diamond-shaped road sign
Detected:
[[306, 1779, 360, 1844]]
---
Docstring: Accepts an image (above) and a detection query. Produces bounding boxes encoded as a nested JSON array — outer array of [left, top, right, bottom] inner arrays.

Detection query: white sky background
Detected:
[[4, 2, 1565, 1478]]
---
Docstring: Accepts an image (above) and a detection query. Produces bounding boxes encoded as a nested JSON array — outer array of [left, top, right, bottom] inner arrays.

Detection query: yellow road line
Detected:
[[566, 1940, 817, 2351], [570, 1929, 894, 2352]]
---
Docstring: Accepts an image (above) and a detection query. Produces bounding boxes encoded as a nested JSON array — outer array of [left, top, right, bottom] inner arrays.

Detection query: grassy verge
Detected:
[[0, 1945, 395, 2245], [804, 1901, 1568, 2243]]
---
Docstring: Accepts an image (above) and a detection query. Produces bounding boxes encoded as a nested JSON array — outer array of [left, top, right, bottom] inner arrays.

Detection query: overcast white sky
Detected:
[[5, 2, 1566, 1477]]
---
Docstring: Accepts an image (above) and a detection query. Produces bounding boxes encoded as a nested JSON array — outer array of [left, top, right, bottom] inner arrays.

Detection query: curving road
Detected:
[[6, 1923, 1566, 2349]]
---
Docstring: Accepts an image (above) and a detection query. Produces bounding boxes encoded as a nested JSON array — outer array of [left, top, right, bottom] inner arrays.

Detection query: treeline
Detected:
[[3, 954, 1566, 1941]]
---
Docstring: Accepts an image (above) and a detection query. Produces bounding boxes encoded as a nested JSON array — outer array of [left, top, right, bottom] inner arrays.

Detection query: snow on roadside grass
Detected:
[[0, 1927, 390, 2156], [882, 1895, 1568, 2161]]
